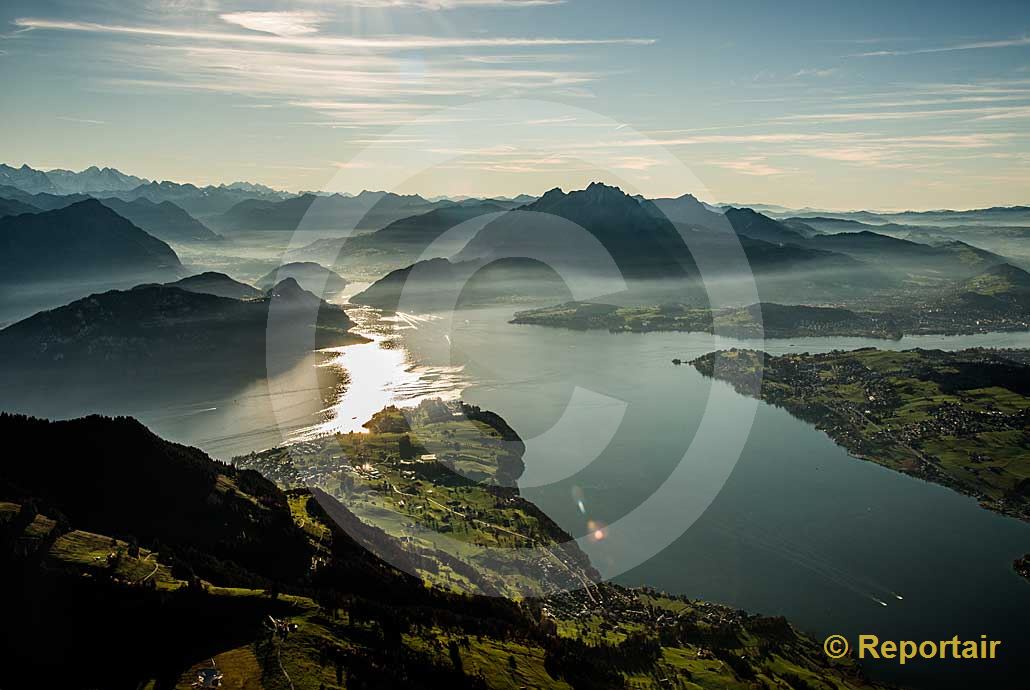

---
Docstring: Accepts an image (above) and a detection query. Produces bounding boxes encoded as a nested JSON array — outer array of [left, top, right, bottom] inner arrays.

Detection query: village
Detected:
[[232, 401, 601, 598], [691, 347, 1030, 523]]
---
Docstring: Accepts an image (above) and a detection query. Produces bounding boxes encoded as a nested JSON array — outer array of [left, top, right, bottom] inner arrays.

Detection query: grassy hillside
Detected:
[[0, 411, 888, 690], [690, 348, 1030, 522]]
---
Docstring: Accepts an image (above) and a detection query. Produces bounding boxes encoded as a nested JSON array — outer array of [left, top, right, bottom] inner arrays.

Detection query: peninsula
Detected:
[[689, 348, 1030, 524]]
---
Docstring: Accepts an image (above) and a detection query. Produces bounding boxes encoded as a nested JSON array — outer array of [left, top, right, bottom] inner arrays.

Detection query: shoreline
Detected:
[[689, 348, 1030, 525], [510, 316, 1030, 341], [510, 300, 1029, 341]]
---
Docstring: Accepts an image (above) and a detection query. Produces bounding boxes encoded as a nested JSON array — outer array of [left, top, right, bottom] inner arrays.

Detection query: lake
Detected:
[[326, 305, 1030, 689]]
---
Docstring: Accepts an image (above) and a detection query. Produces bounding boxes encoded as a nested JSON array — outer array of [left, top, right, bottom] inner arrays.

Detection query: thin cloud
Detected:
[[89, 41, 607, 122], [596, 133, 851, 147], [320, 0, 565, 7], [289, 101, 434, 111], [14, 18, 655, 51], [850, 35, 1030, 57], [461, 53, 569, 63], [815, 36, 919, 45], [56, 115, 107, 125], [543, 132, 1014, 155], [544, 130, 1015, 175], [786, 134, 1012, 169], [220, 12, 325, 37], [793, 67, 839, 78], [977, 105, 1030, 120], [707, 156, 790, 176], [776, 105, 1030, 122]]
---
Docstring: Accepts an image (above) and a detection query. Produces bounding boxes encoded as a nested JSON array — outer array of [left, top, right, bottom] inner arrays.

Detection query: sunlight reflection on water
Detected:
[[294, 305, 468, 439]]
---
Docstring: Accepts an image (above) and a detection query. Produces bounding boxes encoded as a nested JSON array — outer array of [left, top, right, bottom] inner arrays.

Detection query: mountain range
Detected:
[[0, 163, 147, 195], [0, 184, 220, 243], [2, 165, 1025, 313], [352, 184, 896, 308], [211, 190, 457, 234], [456, 182, 697, 280], [802, 230, 1007, 277], [784, 216, 1030, 271], [755, 202, 1030, 228], [350, 179, 1025, 310], [0, 163, 293, 218], [103, 180, 291, 219]]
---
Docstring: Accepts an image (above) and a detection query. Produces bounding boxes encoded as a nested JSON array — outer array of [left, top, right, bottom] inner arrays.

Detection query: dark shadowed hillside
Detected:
[[0, 412, 890, 690], [0, 279, 360, 369], [351, 256, 571, 312], [956, 263, 1030, 312], [286, 201, 505, 280], [256, 261, 349, 296], [0, 184, 89, 210], [0, 196, 38, 218], [0, 413, 311, 582], [98, 197, 220, 243], [648, 192, 725, 228], [457, 182, 697, 280], [0, 198, 183, 284], [164, 271, 264, 299], [213, 190, 454, 233], [723, 207, 814, 244], [0, 279, 366, 417]]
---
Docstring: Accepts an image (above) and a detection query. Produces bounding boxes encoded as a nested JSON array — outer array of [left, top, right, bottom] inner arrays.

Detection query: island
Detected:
[[689, 348, 1030, 524], [1, 409, 888, 690]]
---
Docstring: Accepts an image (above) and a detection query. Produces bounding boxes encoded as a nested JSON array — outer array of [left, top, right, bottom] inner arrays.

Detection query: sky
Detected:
[[1, 0, 1029, 210]]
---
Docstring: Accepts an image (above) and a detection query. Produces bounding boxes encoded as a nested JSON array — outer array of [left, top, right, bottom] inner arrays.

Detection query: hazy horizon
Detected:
[[5, 159, 1030, 214]]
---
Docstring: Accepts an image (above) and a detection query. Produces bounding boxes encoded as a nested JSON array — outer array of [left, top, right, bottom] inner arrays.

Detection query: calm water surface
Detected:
[[329, 305, 1030, 689]]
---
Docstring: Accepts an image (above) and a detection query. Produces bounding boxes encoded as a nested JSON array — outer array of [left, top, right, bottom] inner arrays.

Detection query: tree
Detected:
[[448, 639, 463, 673], [399, 435, 415, 460]]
